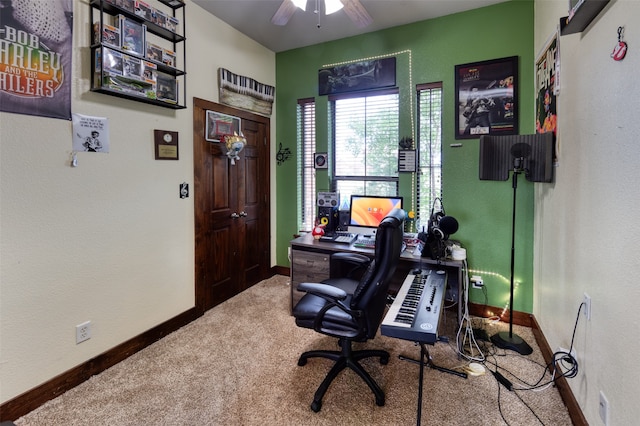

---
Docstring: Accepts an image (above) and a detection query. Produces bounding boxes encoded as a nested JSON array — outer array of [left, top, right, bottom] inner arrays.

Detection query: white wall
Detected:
[[0, 0, 275, 403], [534, 1, 640, 424]]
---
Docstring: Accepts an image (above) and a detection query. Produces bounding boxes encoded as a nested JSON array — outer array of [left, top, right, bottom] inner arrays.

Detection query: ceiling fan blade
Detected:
[[341, 0, 372, 28], [271, 0, 297, 26]]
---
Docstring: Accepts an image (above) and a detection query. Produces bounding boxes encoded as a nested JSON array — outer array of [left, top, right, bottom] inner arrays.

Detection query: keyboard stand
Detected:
[[399, 342, 467, 426]]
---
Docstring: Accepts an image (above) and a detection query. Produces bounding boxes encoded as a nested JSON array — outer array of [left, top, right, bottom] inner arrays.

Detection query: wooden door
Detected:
[[193, 98, 270, 313]]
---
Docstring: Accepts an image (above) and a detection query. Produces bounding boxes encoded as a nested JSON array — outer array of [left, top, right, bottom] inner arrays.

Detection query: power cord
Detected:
[[483, 300, 586, 425], [456, 259, 485, 362], [491, 300, 584, 395]]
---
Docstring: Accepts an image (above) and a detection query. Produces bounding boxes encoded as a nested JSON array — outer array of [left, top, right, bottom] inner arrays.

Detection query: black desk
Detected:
[[289, 233, 464, 325]]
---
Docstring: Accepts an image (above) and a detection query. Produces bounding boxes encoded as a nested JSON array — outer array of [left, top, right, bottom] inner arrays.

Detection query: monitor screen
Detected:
[[348, 195, 403, 235]]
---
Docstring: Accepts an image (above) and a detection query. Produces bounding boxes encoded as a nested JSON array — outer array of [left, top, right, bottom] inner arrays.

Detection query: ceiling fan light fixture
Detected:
[[292, 0, 307, 11], [325, 0, 344, 15]]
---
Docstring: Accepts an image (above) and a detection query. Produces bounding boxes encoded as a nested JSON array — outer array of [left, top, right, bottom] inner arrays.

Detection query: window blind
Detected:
[[297, 98, 316, 232], [331, 90, 399, 203], [416, 83, 443, 228]]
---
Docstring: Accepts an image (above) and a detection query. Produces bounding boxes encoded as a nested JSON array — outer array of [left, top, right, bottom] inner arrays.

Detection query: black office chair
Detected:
[[292, 208, 405, 412]]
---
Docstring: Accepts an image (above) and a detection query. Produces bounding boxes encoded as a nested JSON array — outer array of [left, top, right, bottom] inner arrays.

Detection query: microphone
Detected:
[[439, 216, 459, 236], [511, 142, 531, 158], [511, 142, 531, 172]]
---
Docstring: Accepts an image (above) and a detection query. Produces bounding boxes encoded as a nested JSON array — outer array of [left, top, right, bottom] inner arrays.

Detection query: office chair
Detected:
[[292, 208, 405, 412]]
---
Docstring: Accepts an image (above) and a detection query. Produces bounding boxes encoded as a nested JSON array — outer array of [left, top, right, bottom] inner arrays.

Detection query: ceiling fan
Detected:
[[271, 0, 373, 28]]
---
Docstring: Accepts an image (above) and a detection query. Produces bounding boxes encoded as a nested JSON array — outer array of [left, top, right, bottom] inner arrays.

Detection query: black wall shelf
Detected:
[[89, 0, 187, 109], [560, 0, 610, 35]]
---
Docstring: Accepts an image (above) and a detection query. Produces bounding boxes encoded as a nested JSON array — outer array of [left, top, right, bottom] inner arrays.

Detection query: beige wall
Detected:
[[534, 0, 639, 424], [0, 0, 275, 403]]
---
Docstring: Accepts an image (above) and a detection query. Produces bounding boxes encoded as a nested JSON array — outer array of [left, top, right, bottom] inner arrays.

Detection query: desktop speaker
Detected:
[[337, 210, 350, 231], [318, 206, 338, 233]]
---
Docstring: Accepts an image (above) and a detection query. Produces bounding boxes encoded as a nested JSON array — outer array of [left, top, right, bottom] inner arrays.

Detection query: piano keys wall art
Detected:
[[218, 68, 275, 117]]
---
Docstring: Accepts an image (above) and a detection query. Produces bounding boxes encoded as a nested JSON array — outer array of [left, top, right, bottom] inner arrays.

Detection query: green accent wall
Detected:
[[275, 1, 536, 313]]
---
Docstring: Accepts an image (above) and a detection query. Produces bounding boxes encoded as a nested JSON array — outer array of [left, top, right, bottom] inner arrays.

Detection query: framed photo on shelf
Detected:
[[162, 48, 176, 68], [119, 15, 146, 57], [134, 0, 152, 21], [123, 56, 142, 80], [116, 0, 134, 12], [156, 72, 177, 103], [102, 47, 123, 75], [146, 42, 163, 62], [454, 56, 518, 139], [96, 23, 120, 49], [205, 111, 241, 142], [142, 60, 157, 83]]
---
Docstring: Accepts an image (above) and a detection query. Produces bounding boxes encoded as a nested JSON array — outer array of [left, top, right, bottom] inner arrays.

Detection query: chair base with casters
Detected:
[[297, 337, 389, 412]]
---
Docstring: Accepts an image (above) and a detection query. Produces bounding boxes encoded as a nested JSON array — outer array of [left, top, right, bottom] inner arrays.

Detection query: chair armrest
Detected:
[[329, 252, 371, 280], [297, 282, 348, 300], [297, 282, 362, 338]]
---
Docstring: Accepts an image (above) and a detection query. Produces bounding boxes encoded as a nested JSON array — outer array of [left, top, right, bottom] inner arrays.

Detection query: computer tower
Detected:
[[318, 206, 338, 234]]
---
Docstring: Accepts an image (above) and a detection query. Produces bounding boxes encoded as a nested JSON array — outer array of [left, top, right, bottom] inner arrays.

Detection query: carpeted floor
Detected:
[[16, 275, 572, 425]]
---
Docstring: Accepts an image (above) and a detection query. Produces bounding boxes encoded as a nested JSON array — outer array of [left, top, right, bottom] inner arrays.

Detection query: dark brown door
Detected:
[[193, 98, 271, 313]]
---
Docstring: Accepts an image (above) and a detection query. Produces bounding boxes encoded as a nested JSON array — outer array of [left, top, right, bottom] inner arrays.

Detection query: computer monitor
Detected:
[[347, 195, 403, 236]]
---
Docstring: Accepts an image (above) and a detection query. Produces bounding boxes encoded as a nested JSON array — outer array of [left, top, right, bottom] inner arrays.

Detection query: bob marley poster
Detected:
[[0, 0, 73, 120]]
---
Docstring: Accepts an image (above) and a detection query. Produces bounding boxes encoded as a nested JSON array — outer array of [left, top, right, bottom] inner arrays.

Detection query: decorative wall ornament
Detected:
[[611, 26, 627, 61], [322, 49, 415, 145], [313, 152, 328, 169], [276, 143, 292, 165], [318, 57, 396, 96], [218, 68, 275, 117], [206, 110, 241, 142], [223, 133, 246, 165]]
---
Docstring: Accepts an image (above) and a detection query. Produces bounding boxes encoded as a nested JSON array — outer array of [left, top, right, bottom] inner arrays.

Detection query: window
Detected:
[[297, 98, 316, 232], [416, 83, 443, 228], [331, 89, 399, 207]]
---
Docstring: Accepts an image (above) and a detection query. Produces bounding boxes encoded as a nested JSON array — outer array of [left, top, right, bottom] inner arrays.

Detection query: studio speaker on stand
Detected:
[[317, 192, 339, 234]]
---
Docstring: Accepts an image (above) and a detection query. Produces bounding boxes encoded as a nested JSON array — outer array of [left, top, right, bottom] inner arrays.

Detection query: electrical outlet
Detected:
[[76, 321, 92, 344], [471, 275, 483, 289], [599, 390, 610, 425], [583, 293, 591, 320], [557, 346, 577, 363]]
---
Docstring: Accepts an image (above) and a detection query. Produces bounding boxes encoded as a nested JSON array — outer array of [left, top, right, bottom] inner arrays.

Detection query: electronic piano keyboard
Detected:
[[381, 269, 447, 344]]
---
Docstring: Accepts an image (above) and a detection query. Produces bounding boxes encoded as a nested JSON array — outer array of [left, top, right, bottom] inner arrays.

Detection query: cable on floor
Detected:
[[456, 259, 485, 362]]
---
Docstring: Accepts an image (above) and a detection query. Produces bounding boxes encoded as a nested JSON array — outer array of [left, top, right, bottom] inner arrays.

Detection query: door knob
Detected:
[[239, 211, 248, 217], [230, 212, 240, 218]]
